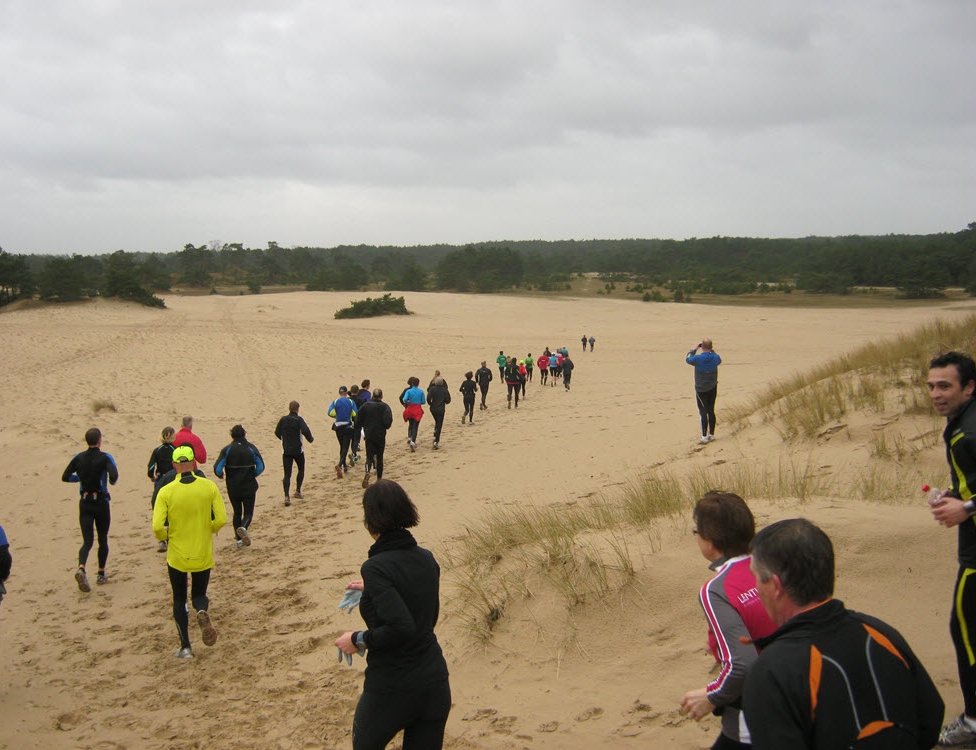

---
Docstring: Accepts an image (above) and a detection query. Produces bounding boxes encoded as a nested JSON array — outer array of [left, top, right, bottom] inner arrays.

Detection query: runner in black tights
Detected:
[[62, 427, 119, 592]]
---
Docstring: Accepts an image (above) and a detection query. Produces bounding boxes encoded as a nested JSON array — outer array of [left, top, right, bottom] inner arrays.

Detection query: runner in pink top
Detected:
[[680, 492, 776, 749]]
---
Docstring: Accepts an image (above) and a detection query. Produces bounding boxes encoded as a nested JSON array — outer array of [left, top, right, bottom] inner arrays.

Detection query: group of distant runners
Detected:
[[50, 340, 591, 659], [42, 333, 724, 665]]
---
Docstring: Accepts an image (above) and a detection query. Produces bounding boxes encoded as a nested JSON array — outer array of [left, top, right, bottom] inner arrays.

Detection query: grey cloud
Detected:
[[0, 1, 973, 251]]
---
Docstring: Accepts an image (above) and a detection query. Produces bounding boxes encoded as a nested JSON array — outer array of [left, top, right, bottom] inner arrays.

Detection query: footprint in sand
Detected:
[[462, 707, 498, 721], [575, 706, 604, 722]]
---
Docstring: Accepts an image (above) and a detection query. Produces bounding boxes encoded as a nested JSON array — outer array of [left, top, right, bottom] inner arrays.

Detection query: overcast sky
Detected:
[[2, 1, 973, 254]]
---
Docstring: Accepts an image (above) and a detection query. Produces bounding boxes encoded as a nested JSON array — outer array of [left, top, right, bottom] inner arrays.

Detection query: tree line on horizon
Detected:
[[1, 223, 974, 308]]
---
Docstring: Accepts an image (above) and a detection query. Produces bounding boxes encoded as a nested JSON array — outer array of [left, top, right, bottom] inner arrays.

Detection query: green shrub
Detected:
[[334, 293, 411, 319]]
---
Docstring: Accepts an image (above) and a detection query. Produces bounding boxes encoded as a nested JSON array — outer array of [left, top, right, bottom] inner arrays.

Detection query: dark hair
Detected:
[[750, 518, 834, 606], [465, 370, 473, 379], [930, 351, 976, 388], [362, 480, 419, 534], [372, 388, 383, 400], [230, 424, 246, 440], [85, 427, 101, 446], [693, 491, 755, 556], [361, 379, 370, 389], [289, 400, 300, 412], [407, 376, 420, 387]]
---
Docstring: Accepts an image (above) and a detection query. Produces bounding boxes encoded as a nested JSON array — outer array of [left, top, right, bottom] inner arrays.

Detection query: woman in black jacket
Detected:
[[335, 480, 451, 750]]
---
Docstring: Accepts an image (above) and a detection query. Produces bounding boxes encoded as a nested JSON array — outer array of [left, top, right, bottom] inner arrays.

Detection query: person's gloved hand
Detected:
[[338, 587, 363, 613], [335, 630, 366, 665], [335, 645, 365, 665]]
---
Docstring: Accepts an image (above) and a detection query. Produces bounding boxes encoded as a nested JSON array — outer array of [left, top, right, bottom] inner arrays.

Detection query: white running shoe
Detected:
[[236, 526, 251, 547], [175, 646, 194, 660], [939, 714, 976, 746], [699, 436, 710, 444]]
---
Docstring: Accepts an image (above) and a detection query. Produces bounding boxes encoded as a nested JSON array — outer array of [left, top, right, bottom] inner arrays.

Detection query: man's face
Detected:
[[927, 365, 976, 417]]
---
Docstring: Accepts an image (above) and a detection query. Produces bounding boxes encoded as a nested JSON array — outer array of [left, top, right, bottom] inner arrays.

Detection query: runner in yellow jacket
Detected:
[[152, 445, 227, 659]]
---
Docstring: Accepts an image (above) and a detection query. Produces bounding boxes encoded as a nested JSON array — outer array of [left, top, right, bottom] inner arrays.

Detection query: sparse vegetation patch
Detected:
[[334, 293, 411, 319]]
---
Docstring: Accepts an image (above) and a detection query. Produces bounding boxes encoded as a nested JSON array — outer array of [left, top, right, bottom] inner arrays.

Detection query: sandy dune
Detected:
[[0, 291, 972, 749]]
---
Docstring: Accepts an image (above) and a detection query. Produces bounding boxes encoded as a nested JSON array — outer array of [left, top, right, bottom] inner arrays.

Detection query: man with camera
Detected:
[[686, 339, 722, 444]]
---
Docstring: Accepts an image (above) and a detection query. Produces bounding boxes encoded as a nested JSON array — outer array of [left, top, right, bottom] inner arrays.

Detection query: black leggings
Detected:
[[352, 680, 451, 750], [79, 498, 110, 569], [335, 426, 354, 467], [506, 383, 520, 406], [407, 419, 420, 443], [430, 408, 445, 444], [282, 453, 305, 495], [696, 387, 718, 436], [463, 397, 475, 422], [951, 566, 976, 716], [228, 491, 255, 531], [168, 565, 211, 649], [365, 437, 386, 479], [478, 385, 488, 408]]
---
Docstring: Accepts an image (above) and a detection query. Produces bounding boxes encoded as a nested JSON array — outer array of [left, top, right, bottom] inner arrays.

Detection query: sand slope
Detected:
[[0, 291, 971, 749]]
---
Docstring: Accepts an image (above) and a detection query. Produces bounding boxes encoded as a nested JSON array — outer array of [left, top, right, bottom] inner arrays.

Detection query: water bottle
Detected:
[[922, 484, 946, 507]]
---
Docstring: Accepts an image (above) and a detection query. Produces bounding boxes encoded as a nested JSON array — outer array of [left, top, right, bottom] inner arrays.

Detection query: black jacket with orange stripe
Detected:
[[743, 599, 943, 749], [944, 397, 976, 567]]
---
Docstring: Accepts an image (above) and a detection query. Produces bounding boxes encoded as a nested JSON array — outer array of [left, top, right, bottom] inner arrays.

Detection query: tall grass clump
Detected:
[[727, 313, 976, 438], [91, 399, 117, 414]]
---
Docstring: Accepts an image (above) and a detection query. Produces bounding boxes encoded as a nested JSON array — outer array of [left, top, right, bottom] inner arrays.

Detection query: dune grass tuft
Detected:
[[726, 313, 976, 436], [91, 399, 117, 414]]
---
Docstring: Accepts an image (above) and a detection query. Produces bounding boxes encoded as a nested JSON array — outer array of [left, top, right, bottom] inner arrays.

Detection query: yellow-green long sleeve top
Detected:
[[152, 473, 227, 572]]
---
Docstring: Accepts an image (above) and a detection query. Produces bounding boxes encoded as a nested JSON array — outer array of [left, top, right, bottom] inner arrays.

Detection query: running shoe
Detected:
[[362, 472, 371, 489], [699, 436, 710, 444], [409, 440, 416, 452], [175, 646, 194, 660], [235, 539, 244, 549], [284, 495, 291, 507], [939, 715, 976, 746], [293, 490, 303, 500], [75, 568, 91, 593], [157, 539, 168, 553], [335, 464, 343, 479], [96, 572, 108, 585], [236, 526, 251, 547], [197, 610, 218, 647], [433, 441, 439, 450]]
